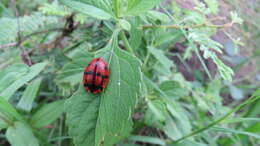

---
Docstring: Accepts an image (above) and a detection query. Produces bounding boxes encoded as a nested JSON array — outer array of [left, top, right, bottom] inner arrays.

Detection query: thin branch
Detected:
[[0, 42, 18, 49], [119, 31, 134, 54], [142, 21, 234, 29]]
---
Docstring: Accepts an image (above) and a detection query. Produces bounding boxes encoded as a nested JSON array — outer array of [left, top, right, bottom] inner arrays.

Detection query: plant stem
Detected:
[[142, 22, 233, 29], [119, 31, 134, 54], [173, 90, 260, 143], [113, 0, 120, 18], [195, 49, 213, 81], [142, 52, 151, 71]]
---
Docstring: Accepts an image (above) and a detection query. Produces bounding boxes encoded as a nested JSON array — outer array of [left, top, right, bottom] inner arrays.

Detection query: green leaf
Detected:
[[230, 11, 243, 24], [154, 29, 183, 46], [0, 62, 48, 100], [60, 0, 112, 20], [127, 0, 163, 15], [0, 64, 28, 93], [211, 126, 260, 139], [17, 78, 42, 112], [148, 46, 174, 74], [119, 19, 131, 31], [223, 118, 260, 124], [39, 1, 72, 16], [128, 135, 166, 145], [0, 121, 8, 130], [204, 0, 218, 14], [212, 55, 234, 81], [0, 113, 8, 130], [166, 103, 192, 139], [147, 10, 170, 23], [0, 13, 58, 44], [0, 2, 13, 17], [56, 46, 92, 87], [229, 84, 244, 100], [0, 97, 23, 122], [6, 121, 39, 146], [145, 99, 167, 128], [129, 17, 142, 50], [30, 100, 64, 128], [173, 139, 208, 146], [66, 36, 141, 146], [159, 81, 189, 99]]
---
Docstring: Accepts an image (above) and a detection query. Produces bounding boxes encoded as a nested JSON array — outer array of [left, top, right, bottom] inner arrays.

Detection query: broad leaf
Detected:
[[17, 78, 42, 112], [127, 0, 163, 15], [30, 100, 64, 128], [60, 0, 112, 20], [0, 97, 23, 122], [66, 35, 141, 146], [6, 121, 39, 146], [0, 62, 48, 100], [0, 64, 28, 93]]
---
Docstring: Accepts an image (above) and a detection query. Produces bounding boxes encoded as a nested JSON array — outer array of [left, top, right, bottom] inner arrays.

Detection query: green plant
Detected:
[[0, 0, 259, 146]]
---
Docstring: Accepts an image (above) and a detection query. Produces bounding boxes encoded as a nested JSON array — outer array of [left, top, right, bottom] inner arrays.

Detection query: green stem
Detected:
[[195, 49, 213, 81], [113, 0, 120, 18], [174, 91, 260, 143], [142, 52, 151, 71], [119, 31, 134, 54]]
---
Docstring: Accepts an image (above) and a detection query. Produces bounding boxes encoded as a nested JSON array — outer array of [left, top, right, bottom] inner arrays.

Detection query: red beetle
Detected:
[[82, 58, 110, 94]]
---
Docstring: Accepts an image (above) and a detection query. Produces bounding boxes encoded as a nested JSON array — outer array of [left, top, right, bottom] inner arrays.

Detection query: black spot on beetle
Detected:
[[97, 72, 101, 77], [84, 71, 92, 75]]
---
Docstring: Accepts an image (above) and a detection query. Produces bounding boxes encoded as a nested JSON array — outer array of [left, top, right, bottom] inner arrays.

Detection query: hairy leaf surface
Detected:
[[66, 38, 141, 146]]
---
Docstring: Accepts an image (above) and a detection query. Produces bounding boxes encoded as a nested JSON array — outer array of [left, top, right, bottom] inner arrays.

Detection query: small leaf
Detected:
[[224, 40, 237, 56], [0, 62, 48, 100], [147, 10, 170, 23], [145, 99, 167, 127], [229, 85, 244, 100], [166, 103, 192, 138], [17, 78, 42, 112], [148, 46, 174, 74], [230, 11, 243, 24], [30, 100, 64, 128], [204, 0, 218, 14], [119, 19, 131, 31], [0, 64, 29, 93], [127, 0, 163, 15], [128, 135, 166, 145], [159, 81, 189, 99], [6, 121, 39, 146], [60, 0, 112, 20], [211, 55, 234, 81], [0, 97, 23, 122]]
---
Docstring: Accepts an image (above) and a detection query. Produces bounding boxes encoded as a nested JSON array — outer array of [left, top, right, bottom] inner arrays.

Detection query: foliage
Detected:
[[0, 0, 259, 146]]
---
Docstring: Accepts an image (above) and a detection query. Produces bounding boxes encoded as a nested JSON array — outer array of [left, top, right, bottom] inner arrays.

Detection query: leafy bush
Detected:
[[0, 0, 259, 146]]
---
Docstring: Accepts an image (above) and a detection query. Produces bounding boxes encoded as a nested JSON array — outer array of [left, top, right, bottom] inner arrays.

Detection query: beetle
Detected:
[[82, 58, 110, 94]]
